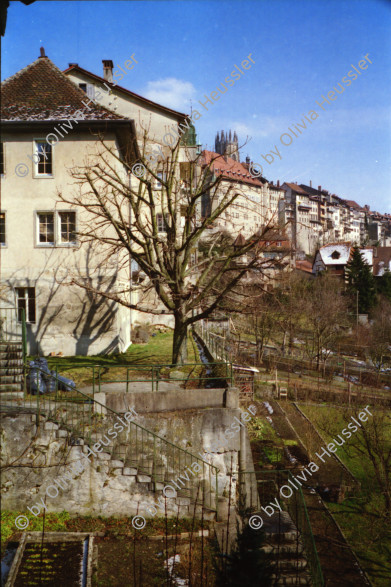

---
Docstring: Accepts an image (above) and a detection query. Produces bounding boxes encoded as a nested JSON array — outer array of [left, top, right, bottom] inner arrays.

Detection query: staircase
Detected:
[[0, 342, 24, 393], [0, 307, 25, 393], [262, 511, 312, 586], [1, 367, 220, 520]]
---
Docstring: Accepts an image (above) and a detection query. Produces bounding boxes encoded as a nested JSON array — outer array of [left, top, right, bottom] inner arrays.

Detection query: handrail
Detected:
[[5, 365, 220, 514], [43, 361, 233, 393], [239, 468, 324, 586]]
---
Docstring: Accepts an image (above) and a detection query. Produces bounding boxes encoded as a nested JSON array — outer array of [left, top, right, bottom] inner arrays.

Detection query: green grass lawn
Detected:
[[28, 330, 201, 389], [299, 403, 391, 586]]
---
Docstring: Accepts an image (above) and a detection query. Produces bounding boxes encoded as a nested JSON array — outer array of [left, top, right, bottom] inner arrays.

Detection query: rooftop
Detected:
[[1, 49, 122, 122]]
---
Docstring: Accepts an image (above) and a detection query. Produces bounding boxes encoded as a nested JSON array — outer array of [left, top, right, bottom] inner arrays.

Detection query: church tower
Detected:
[[214, 130, 239, 161]]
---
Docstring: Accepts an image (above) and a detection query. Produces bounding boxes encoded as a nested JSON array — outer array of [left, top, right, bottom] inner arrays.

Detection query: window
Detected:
[[34, 141, 52, 176], [36, 211, 77, 246], [0, 212, 5, 245], [156, 172, 166, 189], [79, 83, 87, 93], [0, 142, 4, 175], [16, 287, 36, 323], [59, 212, 76, 243], [38, 213, 55, 244], [157, 213, 168, 233], [331, 250, 341, 259]]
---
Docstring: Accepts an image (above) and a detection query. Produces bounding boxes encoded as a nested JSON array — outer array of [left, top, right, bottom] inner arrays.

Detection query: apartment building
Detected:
[[200, 151, 284, 238]]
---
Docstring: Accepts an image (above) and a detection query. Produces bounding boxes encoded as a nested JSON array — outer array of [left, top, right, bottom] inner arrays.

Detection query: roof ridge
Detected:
[[2, 55, 125, 121], [1, 56, 43, 85]]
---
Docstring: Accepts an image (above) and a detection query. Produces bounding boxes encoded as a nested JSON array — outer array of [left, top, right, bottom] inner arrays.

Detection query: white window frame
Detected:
[[156, 213, 169, 233], [33, 139, 53, 178], [36, 211, 55, 246], [0, 141, 5, 176], [35, 210, 77, 247], [58, 211, 77, 245], [0, 211, 6, 247], [155, 172, 166, 190], [16, 287, 36, 324]]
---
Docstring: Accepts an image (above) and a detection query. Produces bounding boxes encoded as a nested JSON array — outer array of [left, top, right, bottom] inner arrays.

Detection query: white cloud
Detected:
[[143, 77, 196, 111]]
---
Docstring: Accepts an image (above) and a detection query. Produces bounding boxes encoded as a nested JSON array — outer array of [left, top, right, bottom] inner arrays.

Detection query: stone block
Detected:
[[136, 474, 152, 483], [97, 452, 111, 461], [176, 497, 191, 506], [113, 469, 123, 476], [44, 422, 59, 431], [56, 430, 68, 438], [110, 460, 124, 468], [123, 467, 137, 476]]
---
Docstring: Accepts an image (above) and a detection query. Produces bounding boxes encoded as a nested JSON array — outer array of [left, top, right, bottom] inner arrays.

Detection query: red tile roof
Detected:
[[201, 151, 265, 187], [296, 260, 313, 273], [282, 183, 310, 195], [63, 64, 188, 121], [1, 55, 123, 121], [344, 200, 363, 211]]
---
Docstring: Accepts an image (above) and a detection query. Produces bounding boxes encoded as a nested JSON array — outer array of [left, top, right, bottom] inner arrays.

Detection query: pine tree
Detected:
[[345, 246, 376, 313], [214, 513, 273, 586], [376, 269, 391, 302]]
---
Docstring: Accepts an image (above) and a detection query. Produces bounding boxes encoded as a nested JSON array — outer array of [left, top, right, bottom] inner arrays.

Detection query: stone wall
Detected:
[[0, 407, 256, 520]]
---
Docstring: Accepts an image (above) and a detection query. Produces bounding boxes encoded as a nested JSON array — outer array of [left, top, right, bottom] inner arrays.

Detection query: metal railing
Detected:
[[193, 322, 232, 363], [239, 469, 324, 587], [43, 361, 234, 394], [3, 365, 220, 515], [0, 307, 25, 346]]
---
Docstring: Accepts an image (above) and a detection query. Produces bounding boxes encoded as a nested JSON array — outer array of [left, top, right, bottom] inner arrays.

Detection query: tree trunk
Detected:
[[172, 314, 188, 365]]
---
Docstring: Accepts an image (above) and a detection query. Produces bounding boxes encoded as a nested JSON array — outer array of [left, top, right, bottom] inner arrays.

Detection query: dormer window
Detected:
[[331, 250, 341, 259]]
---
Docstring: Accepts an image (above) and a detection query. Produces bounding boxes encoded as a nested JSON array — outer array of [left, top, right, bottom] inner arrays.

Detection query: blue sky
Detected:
[[2, 0, 391, 212]]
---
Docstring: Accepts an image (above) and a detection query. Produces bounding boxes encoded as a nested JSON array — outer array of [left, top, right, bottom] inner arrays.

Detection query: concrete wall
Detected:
[[95, 387, 239, 414]]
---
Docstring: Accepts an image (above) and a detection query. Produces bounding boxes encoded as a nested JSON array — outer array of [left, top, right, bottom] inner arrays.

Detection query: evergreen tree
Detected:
[[376, 269, 391, 302], [345, 246, 376, 313], [214, 514, 273, 586]]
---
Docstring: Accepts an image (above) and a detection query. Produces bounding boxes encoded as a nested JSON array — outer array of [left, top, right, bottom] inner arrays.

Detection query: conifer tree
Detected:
[[345, 246, 376, 313]]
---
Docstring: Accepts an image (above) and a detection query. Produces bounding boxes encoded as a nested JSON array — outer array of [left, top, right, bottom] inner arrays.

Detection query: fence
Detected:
[[3, 365, 220, 515], [193, 322, 231, 363], [40, 361, 233, 394], [0, 307, 26, 353], [239, 469, 324, 587]]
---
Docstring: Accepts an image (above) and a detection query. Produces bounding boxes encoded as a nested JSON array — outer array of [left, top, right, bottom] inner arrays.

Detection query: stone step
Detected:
[[270, 573, 311, 586], [270, 558, 308, 571], [263, 543, 304, 556], [0, 374, 23, 383], [0, 343, 23, 351], [0, 370, 24, 378], [0, 358, 23, 367], [0, 383, 24, 392]]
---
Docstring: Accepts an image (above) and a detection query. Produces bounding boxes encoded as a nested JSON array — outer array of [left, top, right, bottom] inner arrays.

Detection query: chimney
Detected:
[[277, 180, 280, 187], [309, 180, 312, 187], [246, 155, 250, 165], [102, 59, 114, 83], [39, 47, 47, 58], [68, 62, 78, 67], [318, 185, 321, 192]]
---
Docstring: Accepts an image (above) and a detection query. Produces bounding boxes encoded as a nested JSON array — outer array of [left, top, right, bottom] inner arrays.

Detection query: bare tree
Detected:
[[367, 297, 391, 373], [302, 273, 349, 369], [59, 130, 279, 364]]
